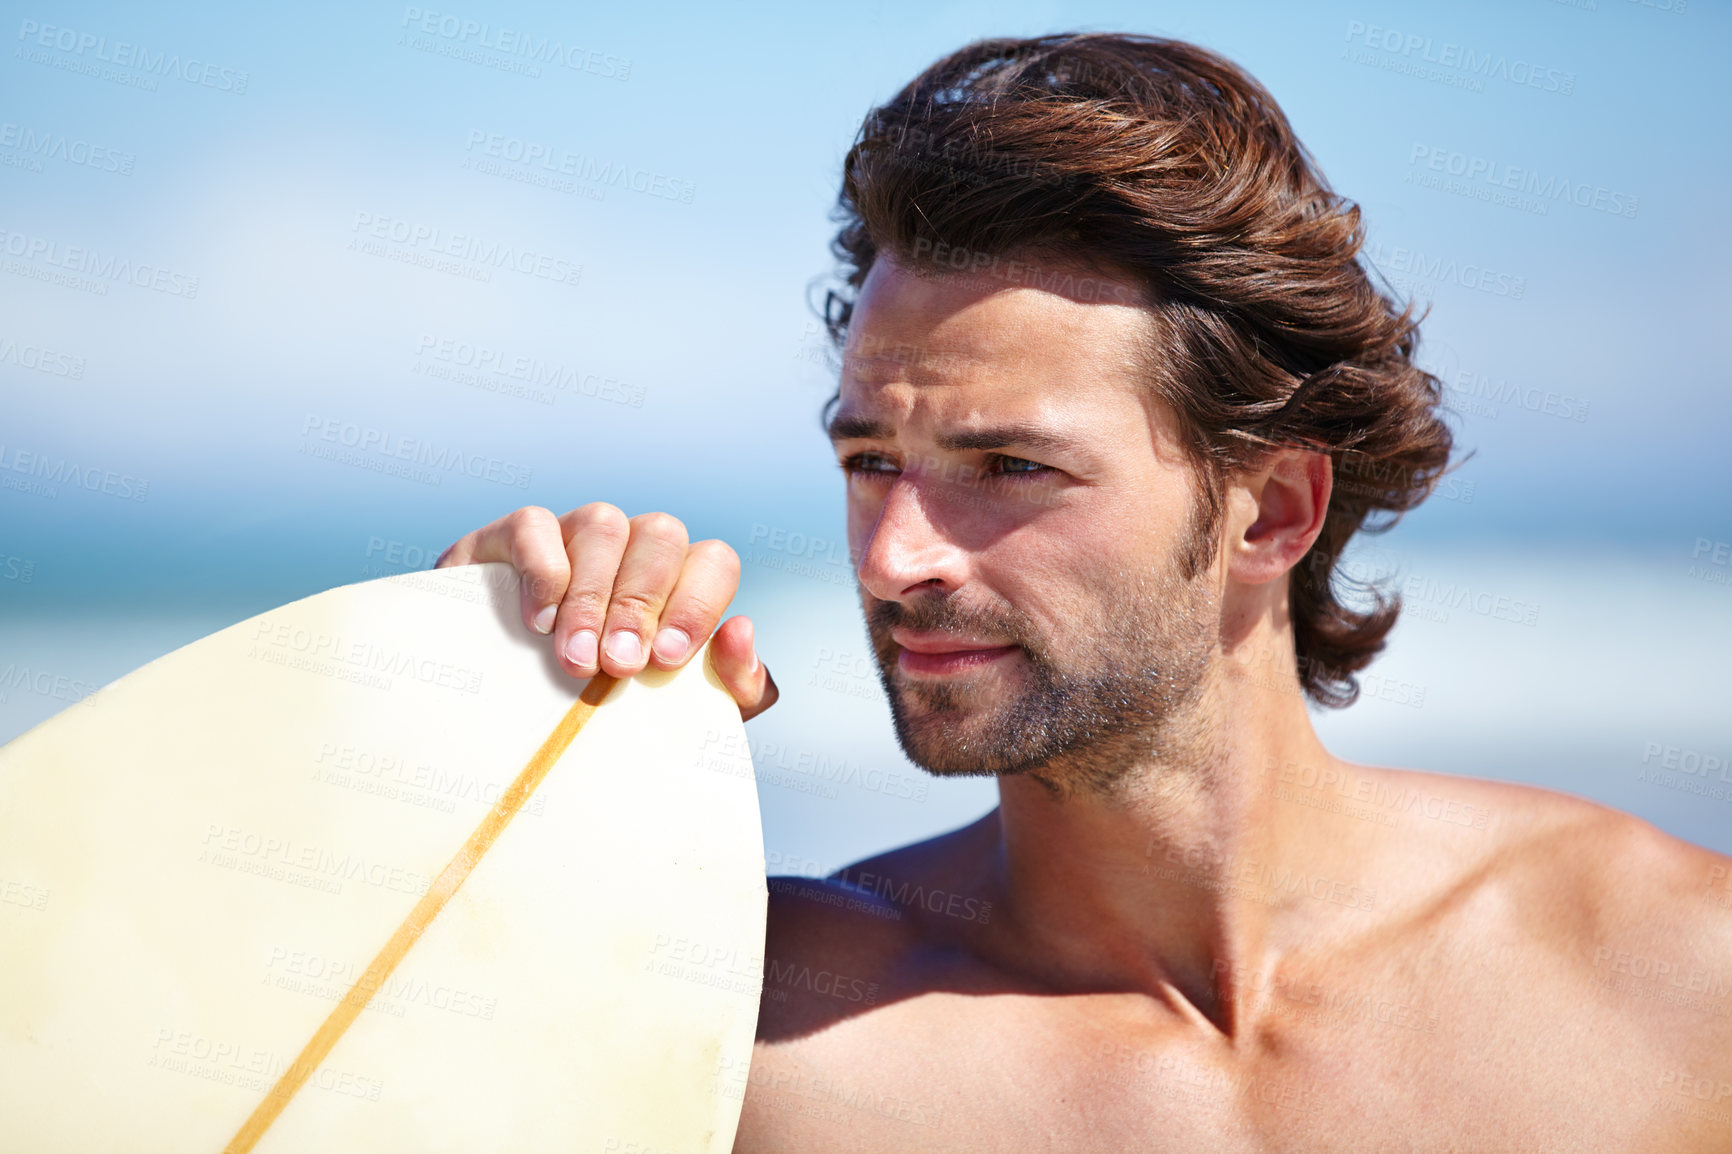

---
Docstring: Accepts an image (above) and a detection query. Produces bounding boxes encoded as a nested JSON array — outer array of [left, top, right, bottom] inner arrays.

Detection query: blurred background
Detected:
[[3, 0, 1728, 868]]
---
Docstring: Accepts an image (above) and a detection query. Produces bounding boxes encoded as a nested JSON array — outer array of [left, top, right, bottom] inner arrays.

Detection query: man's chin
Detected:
[[877, 650, 1074, 777], [898, 742, 1019, 779], [887, 694, 1035, 778]]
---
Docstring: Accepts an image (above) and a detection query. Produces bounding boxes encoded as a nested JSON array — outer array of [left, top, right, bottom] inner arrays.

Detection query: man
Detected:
[[438, 34, 1732, 1151]]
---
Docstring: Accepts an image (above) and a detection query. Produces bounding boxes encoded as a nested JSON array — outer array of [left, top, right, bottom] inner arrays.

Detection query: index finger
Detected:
[[435, 506, 572, 635]]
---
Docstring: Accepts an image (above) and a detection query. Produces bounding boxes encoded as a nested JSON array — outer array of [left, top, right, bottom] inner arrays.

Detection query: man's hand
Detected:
[[435, 504, 778, 722]]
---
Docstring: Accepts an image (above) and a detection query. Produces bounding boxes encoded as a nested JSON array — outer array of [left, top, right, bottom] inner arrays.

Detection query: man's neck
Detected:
[[982, 652, 1347, 1038]]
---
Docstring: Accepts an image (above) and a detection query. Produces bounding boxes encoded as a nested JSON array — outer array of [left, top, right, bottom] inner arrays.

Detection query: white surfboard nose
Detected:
[[0, 562, 767, 1154]]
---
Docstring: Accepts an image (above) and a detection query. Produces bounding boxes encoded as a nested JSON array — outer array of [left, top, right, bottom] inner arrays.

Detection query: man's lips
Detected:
[[891, 629, 1019, 676]]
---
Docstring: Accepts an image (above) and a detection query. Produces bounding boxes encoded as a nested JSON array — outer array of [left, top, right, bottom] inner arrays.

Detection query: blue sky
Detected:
[[4, 1, 1730, 858], [3, 0, 1728, 606]]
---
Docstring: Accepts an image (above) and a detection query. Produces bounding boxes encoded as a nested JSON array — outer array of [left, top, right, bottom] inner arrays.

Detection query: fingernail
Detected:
[[533, 605, 557, 634], [605, 630, 643, 666], [653, 627, 690, 663], [565, 630, 598, 668]]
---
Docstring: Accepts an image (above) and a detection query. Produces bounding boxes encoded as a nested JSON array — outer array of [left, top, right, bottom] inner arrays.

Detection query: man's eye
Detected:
[[840, 452, 898, 476], [987, 454, 1050, 476]]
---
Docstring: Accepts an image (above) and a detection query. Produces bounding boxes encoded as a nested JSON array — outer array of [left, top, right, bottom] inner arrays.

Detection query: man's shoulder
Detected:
[[1358, 765, 1724, 921], [1369, 765, 1732, 1043], [1372, 765, 1728, 918], [764, 810, 997, 954], [756, 812, 999, 1043], [1508, 777, 1732, 980]]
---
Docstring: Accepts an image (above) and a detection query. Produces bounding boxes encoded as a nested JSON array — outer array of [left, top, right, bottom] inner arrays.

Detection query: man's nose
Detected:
[[855, 475, 967, 602]]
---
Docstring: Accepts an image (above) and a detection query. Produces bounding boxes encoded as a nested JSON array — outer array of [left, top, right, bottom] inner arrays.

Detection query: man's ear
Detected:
[[1226, 449, 1332, 586]]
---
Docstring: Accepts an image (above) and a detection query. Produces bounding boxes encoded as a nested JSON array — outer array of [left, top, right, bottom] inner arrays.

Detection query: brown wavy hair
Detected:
[[820, 33, 1454, 708]]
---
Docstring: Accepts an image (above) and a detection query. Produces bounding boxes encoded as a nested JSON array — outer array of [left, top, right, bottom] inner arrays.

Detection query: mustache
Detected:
[[864, 594, 1043, 654]]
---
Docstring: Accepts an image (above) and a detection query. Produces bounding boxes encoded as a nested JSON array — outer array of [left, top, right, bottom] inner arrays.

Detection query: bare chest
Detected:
[[738, 980, 1705, 1153]]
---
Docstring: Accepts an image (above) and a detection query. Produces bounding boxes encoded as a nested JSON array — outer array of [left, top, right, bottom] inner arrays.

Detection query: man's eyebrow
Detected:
[[826, 413, 888, 443], [826, 415, 1081, 455], [935, 425, 1079, 453]]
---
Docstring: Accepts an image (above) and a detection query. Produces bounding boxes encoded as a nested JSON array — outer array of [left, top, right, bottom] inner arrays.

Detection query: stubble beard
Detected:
[[863, 539, 1220, 797]]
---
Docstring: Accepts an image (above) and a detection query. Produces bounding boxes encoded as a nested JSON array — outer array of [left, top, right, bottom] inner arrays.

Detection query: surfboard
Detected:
[[0, 562, 767, 1152]]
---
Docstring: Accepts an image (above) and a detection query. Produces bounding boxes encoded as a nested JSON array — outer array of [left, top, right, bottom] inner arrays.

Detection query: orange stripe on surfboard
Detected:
[[221, 673, 619, 1153]]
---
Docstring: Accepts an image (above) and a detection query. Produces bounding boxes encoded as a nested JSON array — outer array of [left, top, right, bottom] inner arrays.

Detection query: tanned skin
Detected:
[[440, 255, 1732, 1151]]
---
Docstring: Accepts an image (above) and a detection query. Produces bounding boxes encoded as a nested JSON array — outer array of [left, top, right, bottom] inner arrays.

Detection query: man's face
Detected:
[[828, 255, 1223, 793]]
